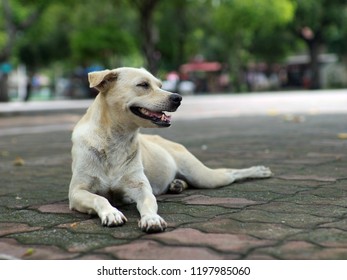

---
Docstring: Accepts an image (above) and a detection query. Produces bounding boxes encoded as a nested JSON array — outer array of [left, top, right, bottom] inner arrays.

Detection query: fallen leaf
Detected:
[[337, 133, 347, 139], [70, 222, 78, 228], [22, 248, 35, 258], [283, 114, 305, 123], [267, 109, 280, 116], [13, 156, 25, 166]]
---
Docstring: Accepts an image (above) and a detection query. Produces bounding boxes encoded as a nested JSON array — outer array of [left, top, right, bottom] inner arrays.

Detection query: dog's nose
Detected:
[[169, 93, 182, 105]]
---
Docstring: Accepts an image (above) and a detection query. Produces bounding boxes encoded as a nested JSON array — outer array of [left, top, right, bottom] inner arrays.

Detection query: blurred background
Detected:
[[1, 0, 347, 102]]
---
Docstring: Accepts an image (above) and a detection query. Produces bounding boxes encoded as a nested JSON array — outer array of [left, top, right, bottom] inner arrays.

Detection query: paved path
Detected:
[[0, 91, 347, 259], [1, 89, 347, 117]]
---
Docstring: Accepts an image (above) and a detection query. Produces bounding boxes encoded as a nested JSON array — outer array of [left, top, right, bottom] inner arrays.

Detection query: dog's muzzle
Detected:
[[130, 93, 182, 127]]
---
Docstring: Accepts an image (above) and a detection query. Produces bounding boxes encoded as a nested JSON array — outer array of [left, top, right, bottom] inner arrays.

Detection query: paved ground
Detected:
[[0, 92, 347, 259], [1, 89, 347, 118]]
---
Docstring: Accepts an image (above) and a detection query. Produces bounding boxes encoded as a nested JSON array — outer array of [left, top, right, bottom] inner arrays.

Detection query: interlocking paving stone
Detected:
[[319, 219, 347, 231], [98, 240, 239, 260], [252, 240, 347, 260], [189, 217, 304, 240], [7, 228, 129, 253], [35, 202, 72, 214], [225, 210, 335, 229], [1, 113, 347, 259], [0, 238, 78, 260], [0, 223, 42, 237], [144, 228, 275, 254], [182, 194, 259, 208], [247, 201, 347, 218], [288, 228, 347, 247], [0, 208, 79, 227]]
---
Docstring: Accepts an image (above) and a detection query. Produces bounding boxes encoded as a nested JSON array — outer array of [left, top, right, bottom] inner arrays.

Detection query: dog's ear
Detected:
[[88, 70, 118, 91]]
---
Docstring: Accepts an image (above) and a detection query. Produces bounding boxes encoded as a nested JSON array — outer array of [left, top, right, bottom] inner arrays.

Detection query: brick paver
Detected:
[[0, 108, 346, 259]]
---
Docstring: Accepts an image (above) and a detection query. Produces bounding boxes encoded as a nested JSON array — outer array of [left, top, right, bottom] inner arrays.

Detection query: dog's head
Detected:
[[88, 67, 182, 128]]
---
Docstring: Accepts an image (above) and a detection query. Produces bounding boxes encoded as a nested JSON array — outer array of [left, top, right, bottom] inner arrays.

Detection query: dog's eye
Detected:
[[136, 82, 150, 89]]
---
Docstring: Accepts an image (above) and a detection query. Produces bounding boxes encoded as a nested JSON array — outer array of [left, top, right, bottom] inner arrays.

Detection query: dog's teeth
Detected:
[[140, 108, 148, 115], [161, 113, 171, 122], [139, 107, 171, 122]]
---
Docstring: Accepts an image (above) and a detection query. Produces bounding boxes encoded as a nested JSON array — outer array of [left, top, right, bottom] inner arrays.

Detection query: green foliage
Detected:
[[69, 0, 138, 66], [16, 3, 71, 68], [1, 0, 347, 81], [0, 33, 7, 50], [293, 0, 347, 48], [212, 0, 295, 56], [214, 0, 294, 33]]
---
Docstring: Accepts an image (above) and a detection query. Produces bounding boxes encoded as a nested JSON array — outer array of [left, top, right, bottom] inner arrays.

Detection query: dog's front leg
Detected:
[[69, 187, 127, 227], [124, 180, 167, 233]]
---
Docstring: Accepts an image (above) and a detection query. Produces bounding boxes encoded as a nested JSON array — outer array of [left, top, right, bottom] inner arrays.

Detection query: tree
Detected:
[[212, 0, 295, 91], [155, 0, 190, 70], [1, 0, 140, 101], [0, 0, 49, 101], [127, 0, 160, 74], [292, 0, 347, 89], [69, 0, 137, 67], [16, 3, 71, 70]]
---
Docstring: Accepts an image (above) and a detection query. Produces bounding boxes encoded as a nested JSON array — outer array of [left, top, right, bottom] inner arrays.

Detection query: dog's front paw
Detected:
[[100, 208, 127, 227], [139, 214, 167, 233], [251, 166, 273, 178]]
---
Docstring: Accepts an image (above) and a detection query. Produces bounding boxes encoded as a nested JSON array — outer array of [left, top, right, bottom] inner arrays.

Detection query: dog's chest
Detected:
[[89, 141, 139, 184]]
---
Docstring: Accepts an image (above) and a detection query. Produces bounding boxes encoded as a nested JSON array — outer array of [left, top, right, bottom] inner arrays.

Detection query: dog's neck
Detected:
[[85, 94, 140, 166], [90, 93, 139, 135]]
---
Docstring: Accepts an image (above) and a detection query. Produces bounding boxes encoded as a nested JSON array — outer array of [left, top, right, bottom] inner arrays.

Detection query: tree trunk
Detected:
[[0, 74, 9, 102], [174, 0, 187, 70], [139, 10, 159, 74], [307, 40, 321, 89], [131, 0, 160, 74], [298, 27, 322, 90]]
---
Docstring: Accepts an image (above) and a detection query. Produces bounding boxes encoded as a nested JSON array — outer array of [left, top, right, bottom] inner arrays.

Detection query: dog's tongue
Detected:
[[140, 108, 171, 122], [149, 110, 162, 118]]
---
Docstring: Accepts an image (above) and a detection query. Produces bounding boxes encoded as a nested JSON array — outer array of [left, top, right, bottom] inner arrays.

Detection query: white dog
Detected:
[[68, 67, 272, 233]]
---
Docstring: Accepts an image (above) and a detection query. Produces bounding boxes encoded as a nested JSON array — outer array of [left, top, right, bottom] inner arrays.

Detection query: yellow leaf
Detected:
[[70, 222, 78, 228], [283, 114, 305, 123], [267, 109, 279, 116], [22, 248, 35, 257], [337, 133, 347, 139], [13, 156, 25, 166]]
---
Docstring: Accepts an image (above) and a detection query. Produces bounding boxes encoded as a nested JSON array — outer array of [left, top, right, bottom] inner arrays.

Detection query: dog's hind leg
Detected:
[[183, 162, 272, 189], [166, 142, 271, 189], [148, 135, 271, 189]]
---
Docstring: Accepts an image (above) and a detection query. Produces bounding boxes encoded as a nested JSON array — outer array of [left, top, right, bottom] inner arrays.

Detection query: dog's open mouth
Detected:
[[130, 107, 172, 127]]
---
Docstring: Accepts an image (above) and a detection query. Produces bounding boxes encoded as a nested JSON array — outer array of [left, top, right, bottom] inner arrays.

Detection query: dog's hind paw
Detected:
[[100, 208, 127, 227], [250, 166, 273, 178], [139, 214, 167, 233], [169, 179, 188, 194]]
